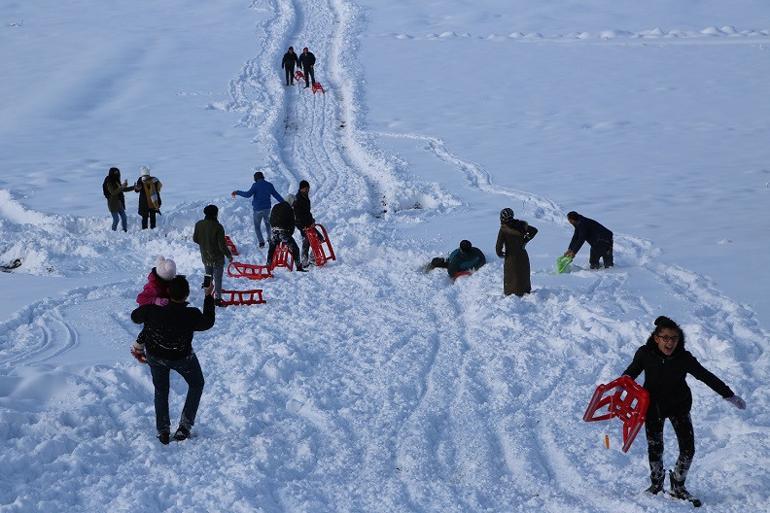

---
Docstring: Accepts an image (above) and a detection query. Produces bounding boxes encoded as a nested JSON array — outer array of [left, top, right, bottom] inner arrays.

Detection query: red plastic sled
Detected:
[[219, 289, 266, 306], [295, 70, 305, 82], [224, 235, 239, 256], [583, 375, 649, 453], [227, 261, 273, 280], [270, 242, 295, 271], [312, 82, 325, 94], [305, 224, 336, 267]]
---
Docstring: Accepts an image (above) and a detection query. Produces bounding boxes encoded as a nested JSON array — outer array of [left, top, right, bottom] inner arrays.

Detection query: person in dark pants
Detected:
[[495, 208, 538, 296], [427, 240, 486, 279], [266, 194, 306, 272], [131, 276, 216, 445], [564, 211, 613, 269], [293, 180, 321, 267], [281, 46, 299, 86], [298, 47, 316, 88], [134, 166, 162, 230], [622, 316, 746, 504]]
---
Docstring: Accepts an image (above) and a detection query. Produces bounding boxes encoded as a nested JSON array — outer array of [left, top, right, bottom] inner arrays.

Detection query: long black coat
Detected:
[[568, 214, 612, 254], [298, 52, 316, 70], [293, 191, 314, 229], [282, 51, 298, 70], [622, 337, 733, 418], [270, 201, 295, 234], [131, 296, 215, 360], [496, 220, 538, 296]]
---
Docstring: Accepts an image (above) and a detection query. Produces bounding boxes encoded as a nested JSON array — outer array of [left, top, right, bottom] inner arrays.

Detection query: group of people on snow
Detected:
[[102, 166, 162, 231], [281, 46, 317, 88]]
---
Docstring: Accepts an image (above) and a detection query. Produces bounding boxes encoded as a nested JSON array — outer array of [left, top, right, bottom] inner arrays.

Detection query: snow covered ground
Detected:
[[1, 1, 769, 512]]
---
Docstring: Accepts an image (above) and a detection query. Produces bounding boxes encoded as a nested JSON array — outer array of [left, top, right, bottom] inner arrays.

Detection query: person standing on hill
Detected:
[[293, 180, 318, 267], [266, 194, 306, 272], [298, 47, 316, 88], [495, 208, 538, 297], [102, 167, 134, 232], [134, 166, 162, 230], [131, 276, 216, 445], [281, 46, 299, 86], [564, 211, 613, 269], [192, 205, 233, 306], [231, 170, 284, 248], [621, 316, 746, 506]]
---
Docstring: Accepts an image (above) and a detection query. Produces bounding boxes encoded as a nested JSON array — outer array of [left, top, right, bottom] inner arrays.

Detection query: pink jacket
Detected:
[[136, 269, 171, 306]]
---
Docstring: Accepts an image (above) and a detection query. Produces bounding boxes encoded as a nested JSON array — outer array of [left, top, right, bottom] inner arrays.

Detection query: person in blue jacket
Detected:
[[564, 211, 613, 269], [231, 171, 284, 248], [427, 240, 486, 279]]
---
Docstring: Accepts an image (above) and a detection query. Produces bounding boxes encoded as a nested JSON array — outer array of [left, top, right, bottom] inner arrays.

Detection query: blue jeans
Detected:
[[252, 208, 271, 244], [204, 262, 224, 298], [147, 353, 205, 434], [111, 209, 127, 231]]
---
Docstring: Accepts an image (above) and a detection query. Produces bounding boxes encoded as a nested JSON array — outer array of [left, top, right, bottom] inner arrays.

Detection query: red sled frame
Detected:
[[583, 375, 649, 453], [312, 82, 325, 94], [219, 289, 266, 306], [305, 224, 336, 267], [227, 261, 273, 280], [270, 242, 295, 271], [224, 235, 239, 256]]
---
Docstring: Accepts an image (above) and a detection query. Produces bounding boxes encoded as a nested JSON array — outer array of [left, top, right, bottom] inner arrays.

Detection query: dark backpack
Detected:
[[102, 178, 110, 199]]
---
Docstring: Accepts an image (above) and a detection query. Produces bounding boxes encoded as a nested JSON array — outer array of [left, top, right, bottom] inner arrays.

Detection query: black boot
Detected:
[[158, 431, 170, 445], [669, 471, 702, 507], [173, 425, 191, 442]]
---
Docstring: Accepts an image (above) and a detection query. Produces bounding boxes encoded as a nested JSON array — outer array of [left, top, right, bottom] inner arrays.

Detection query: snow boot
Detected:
[[158, 431, 170, 445], [669, 471, 702, 507], [173, 426, 191, 442]]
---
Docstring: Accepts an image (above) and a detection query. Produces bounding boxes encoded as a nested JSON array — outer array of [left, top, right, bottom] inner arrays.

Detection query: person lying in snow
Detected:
[[621, 316, 746, 506], [427, 240, 486, 279]]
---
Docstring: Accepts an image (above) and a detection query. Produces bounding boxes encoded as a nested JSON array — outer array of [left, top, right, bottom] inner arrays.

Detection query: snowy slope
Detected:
[[1, 1, 769, 512]]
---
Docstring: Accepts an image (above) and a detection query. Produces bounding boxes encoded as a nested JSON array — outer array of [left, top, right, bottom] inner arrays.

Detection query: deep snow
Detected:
[[1, 1, 769, 512]]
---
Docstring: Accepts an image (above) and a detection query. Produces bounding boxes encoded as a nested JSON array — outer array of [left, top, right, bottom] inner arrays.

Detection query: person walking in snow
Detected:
[[266, 194, 306, 272], [563, 211, 613, 269], [427, 240, 486, 279], [102, 167, 134, 232], [131, 275, 216, 444], [134, 166, 162, 230], [292, 180, 320, 267], [192, 205, 233, 307], [281, 46, 299, 86], [231, 170, 284, 248], [495, 208, 538, 297], [621, 316, 746, 505], [298, 47, 316, 88]]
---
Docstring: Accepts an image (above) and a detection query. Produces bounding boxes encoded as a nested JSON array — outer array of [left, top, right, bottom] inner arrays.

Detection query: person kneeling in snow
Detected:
[[427, 240, 486, 279], [131, 276, 216, 445], [621, 316, 745, 505]]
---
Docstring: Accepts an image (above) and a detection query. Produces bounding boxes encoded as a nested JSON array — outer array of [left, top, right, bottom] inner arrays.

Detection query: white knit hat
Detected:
[[285, 193, 295, 205], [140, 166, 151, 177], [155, 256, 177, 281]]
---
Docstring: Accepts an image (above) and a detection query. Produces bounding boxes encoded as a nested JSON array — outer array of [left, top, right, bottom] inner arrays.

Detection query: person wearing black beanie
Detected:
[[621, 316, 746, 505], [193, 205, 232, 305]]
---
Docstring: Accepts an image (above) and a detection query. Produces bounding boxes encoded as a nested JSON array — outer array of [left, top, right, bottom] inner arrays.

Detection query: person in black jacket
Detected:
[[267, 194, 305, 272], [622, 316, 746, 503], [298, 47, 316, 88], [564, 211, 613, 269], [293, 180, 319, 267], [281, 46, 299, 86], [131, 276, 216, 445]]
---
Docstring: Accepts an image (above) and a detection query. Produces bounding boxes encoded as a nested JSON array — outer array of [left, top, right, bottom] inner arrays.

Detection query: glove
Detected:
[[130, 342, 147, 364], [726, 395, 746, 410], [154, 297, 169, 306]]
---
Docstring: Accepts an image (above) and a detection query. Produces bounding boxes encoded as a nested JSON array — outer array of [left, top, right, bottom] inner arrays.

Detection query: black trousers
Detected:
[[303, 66, 315, 87], [285, 66, 295, 85], [147, 353, 205, 434], [589, 240, 613, 268], [141, 210, 157, 229], [645, 410, 695, 484]]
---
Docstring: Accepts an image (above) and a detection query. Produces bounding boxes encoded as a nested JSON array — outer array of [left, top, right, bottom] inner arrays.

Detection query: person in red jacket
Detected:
[[136, 256, 177, 306]]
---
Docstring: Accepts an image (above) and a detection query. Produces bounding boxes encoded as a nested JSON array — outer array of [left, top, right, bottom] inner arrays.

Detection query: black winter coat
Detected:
[[293, 191, 314, 229], [282, 51, 298, 69], [270, 201, 295, 233], [131, 297, 215, 360], [622, 337, 733, 418], [568, 215, 612, 254], [298, 52, 316, 70]]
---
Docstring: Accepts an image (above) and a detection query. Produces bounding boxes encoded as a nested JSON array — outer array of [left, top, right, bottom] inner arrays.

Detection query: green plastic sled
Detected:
[[556, 255, 573, 274]]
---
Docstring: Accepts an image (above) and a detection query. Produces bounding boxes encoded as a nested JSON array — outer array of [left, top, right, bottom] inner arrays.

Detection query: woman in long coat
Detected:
[[495, 208, 538, 296]]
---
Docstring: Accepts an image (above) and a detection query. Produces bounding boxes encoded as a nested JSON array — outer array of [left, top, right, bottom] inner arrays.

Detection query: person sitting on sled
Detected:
[[621, 316, 746, 505], [427, 240, 486, 279]]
